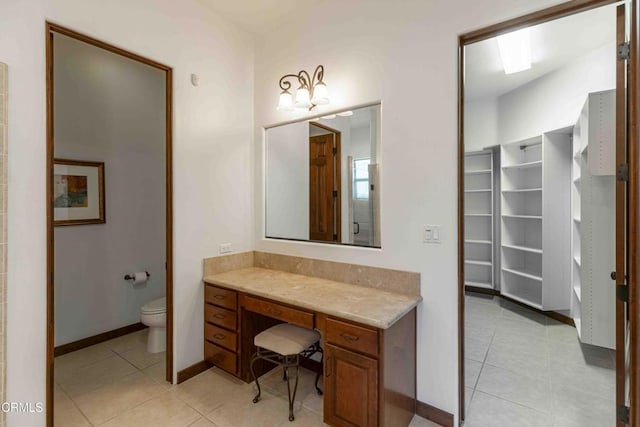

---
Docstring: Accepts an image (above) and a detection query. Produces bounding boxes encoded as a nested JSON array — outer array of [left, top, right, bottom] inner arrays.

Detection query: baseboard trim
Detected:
[[464, 286, 500, 296], [54, 322, 147, 357], [416, 400, 454, 427], [177, 360, 212, 384]]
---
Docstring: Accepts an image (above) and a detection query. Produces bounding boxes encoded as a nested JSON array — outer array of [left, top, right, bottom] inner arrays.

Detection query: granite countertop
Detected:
[[203, 267, 421, 329]]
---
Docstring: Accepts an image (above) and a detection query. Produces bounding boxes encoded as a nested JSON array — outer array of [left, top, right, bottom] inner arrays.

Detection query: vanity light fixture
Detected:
[[497, 28, 532, 75], [277, 65, 330, 111]]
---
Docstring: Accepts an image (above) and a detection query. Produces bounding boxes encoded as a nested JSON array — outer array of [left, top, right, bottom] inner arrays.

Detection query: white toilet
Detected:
[[140, 297, 166, 353]]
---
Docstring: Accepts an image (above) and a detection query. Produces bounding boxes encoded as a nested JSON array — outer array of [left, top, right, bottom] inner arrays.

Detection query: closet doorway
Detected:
[[458, 1, 639, 425], [45, 24, 173, 427]]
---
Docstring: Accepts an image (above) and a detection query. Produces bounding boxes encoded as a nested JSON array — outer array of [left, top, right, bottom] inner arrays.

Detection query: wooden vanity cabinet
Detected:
[[203, 281, 417, 427], [204, 284, 240, 376], [322, 309, 417, 427], [324, 343, 378, 427]]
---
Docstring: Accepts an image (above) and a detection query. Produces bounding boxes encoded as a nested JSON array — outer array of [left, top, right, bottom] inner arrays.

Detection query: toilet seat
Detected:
[[141, 297, 166, 315]]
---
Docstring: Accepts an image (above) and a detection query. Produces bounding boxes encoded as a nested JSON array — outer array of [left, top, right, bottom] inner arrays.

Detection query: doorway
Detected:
[[458, 1, 638, 425], [309, 122, 341, 243], [45, 23, 173, 427]]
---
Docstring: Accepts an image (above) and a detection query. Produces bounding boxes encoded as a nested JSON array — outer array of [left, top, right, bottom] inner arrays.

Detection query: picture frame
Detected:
[[53, 159, 105, 226]]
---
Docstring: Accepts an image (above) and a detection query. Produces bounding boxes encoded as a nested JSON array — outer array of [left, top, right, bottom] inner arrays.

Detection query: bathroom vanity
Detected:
[[202, 253, 421, 427]]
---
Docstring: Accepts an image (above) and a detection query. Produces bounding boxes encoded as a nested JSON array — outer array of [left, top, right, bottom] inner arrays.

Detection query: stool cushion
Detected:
[[254, 324, 321, 356]]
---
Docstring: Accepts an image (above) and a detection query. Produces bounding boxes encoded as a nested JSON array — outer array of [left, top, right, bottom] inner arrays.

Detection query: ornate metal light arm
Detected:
[[277, 65, 328, 111]]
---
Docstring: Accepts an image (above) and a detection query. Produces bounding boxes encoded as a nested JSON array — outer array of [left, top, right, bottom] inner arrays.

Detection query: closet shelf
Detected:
[[465, 213, 492, 217], [501, 160, 543, 170], [502, 214, 543, 220], [502, 244, 543, 254], [464, 189, 492, 193], [574, 285, 581, 302], [574, 317, 582, 339], [573, 217, 581, 223], [502, 188, 542, 193], [573, 177, 581, 184], [574, 255, 581, 266], [502, 267, 543, 282], [465, 239, 492, 245], [465, 259, 492, 267], [465, 169, 492, 175]]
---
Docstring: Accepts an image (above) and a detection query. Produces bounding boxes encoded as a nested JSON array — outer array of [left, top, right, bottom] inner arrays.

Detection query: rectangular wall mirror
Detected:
[[265, 103, 381, 248]]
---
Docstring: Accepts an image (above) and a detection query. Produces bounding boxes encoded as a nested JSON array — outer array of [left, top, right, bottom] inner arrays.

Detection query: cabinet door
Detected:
[[324, 344, 378, 427]]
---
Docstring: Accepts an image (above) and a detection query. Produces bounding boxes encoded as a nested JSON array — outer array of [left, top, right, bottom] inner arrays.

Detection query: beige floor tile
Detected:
[[53, 387, 91, 427], [275, 407, 326, 426], [258, 366, 323, 414], [143, 359, 168, 384], [207, 389, 292, 427], [54, 344, 115, 376], [173, 368, 249, 414], [100, 393, 201, 427], [188, 417, 220, 426], [73, 371, 170, 425], [408, 414, 442, 427], [106, 329, 149, 354], [118, 346, 165, 370], [57, 354, 138, 398]]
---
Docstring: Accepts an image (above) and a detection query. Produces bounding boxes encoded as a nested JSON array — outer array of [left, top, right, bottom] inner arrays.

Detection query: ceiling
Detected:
[[198, 0, 324, 35], [465, 4, 616, 101]]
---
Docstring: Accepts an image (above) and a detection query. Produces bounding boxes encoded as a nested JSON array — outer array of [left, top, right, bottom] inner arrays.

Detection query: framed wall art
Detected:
[[53, 159, 105, 226]]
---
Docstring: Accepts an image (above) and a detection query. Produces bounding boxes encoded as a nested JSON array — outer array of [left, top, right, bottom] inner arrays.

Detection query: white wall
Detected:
[[53, 34, 166, 346], [1, 0, 254, 424], [498, 42, 615, 143], [253, 0, 568, 422], [265, 121, 308, 240], [464, 96, 499, 152]]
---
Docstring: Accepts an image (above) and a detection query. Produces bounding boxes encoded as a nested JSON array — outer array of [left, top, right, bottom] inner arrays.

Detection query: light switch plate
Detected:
[[219, 243, 232, 254], [423, 225, 442, 244]]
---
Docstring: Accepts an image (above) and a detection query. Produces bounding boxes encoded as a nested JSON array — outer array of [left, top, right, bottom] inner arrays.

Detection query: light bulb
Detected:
[[276, 90, 294, 111], [295, 86, 311, 109], [311, 82, 329, 105]]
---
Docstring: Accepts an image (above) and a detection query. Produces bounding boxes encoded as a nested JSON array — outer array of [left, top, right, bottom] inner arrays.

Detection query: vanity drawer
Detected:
[[243, 296, 314, 329], [205, 284, 237, 310], [326, 317, 379, 357], [205, 304, 237, 331], [205, 341, 237, 375], [205, 323, 237, 351]]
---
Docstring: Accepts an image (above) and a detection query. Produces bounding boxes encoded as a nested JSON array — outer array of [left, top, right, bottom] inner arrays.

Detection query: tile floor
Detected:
[[55, 329, 440, 426], [463, 292, 616, 427]]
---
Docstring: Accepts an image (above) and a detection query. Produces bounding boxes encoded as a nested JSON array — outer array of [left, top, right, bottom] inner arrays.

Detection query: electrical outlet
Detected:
[[423, 225, 442, 244], [219, 243, 232, 254]]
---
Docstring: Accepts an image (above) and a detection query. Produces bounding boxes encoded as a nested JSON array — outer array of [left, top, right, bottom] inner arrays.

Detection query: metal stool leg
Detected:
[[250, 352, 262, 404], [314, 346, 324, 396], [285, 356, 300, 422]]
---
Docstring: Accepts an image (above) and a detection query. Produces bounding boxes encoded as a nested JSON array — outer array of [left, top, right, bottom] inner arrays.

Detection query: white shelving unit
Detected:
[[464, 151, 494, 290], [500, 132, 571, 310], [571, 90, 616, 349]]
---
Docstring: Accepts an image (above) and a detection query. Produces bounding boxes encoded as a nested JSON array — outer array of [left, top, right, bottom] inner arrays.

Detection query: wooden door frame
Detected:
[[457, 0, 637, 424], [309, 121, 342, 242], [45, 23, 174, 427]]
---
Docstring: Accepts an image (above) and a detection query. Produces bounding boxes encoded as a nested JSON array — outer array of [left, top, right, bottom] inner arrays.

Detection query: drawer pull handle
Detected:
[[213, 333, 226, 340], [213, 313, 226, 319], [267, 308, 283, 316], [340, 333, 360, 342], [214, 294, 226, 300]]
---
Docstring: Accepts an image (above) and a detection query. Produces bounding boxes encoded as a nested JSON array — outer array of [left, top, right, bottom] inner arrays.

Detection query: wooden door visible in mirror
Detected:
[[309, 127, 341, 242]]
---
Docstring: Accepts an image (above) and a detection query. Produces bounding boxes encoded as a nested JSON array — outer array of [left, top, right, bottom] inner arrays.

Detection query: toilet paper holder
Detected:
[[124, 271, 151, 281]]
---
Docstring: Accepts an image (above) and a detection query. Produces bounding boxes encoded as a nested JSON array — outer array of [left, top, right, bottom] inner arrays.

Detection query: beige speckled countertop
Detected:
[[203, 267, 421, 329]]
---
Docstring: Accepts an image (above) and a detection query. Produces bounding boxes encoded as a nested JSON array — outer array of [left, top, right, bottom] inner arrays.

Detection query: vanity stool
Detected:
[[250, 323, 323, 422]]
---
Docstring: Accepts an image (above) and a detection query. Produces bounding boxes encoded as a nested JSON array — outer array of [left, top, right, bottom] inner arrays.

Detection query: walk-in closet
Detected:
[[462, 4, 619, 425]]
